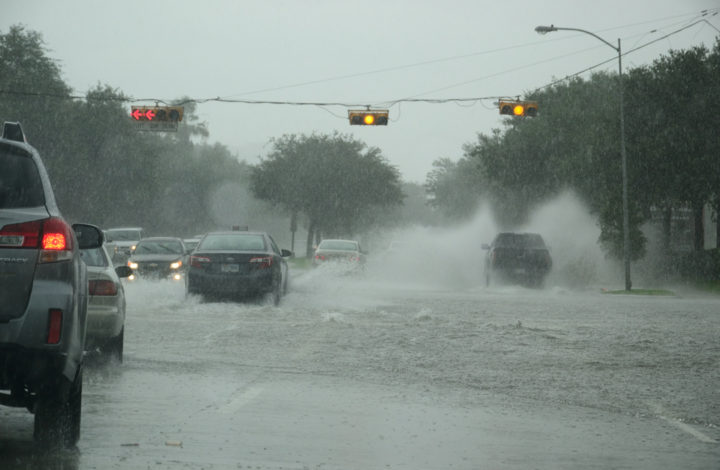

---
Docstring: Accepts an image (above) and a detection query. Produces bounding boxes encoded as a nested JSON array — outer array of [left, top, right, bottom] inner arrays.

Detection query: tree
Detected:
[[425, 156, 484, 221], [251, 132, 404, 257]]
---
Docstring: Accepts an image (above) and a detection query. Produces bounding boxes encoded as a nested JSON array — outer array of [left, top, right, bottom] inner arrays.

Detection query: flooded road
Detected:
[[1, 271, 718, 469]]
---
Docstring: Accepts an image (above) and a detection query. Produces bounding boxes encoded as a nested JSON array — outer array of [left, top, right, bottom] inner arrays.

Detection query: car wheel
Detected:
[[34, 366, 82, 448], [265, 284, 281, 306], [112, 328, 124, 362]]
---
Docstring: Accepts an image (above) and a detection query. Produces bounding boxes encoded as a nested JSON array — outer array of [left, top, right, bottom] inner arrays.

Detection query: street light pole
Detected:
[[535, 25, 632, 291]]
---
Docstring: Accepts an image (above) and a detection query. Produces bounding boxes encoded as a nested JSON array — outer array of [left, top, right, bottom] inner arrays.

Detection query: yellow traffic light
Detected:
[[499, 100, 538, 118], [349, 110, 389, 126]]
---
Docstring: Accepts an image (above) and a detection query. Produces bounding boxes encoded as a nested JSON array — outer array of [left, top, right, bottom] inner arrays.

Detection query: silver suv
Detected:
[[0, 122, 102, 448]]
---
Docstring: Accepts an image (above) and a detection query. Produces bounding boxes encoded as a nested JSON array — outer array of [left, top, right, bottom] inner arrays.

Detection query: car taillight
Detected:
[[47, 309, 63, 344], [0, 217, 73, 262], [190, 255, 211, 268], [0, 220, 42, 247], [39, 217, 73, 263], [249, 256, 272, 269], [89, 279, 118, 296]]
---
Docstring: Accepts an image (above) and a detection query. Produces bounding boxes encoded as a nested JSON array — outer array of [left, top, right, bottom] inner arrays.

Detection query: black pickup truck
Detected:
[[483, 232, 552, 287]]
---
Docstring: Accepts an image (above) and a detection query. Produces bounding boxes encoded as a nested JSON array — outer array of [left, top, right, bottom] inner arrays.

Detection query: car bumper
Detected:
[[0, 346, 70, 395], [86, 303, 123, 346], [187, 270, 275, 296]]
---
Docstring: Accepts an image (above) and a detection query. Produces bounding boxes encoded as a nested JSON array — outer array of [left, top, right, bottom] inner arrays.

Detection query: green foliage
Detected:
[[674, 249, 720, 281], [250, 132, 404, 254], [602, 289, 676, 296], [452, 39, 720, 262], [425, 157, 483, 221], [0, 25, 259, 238]]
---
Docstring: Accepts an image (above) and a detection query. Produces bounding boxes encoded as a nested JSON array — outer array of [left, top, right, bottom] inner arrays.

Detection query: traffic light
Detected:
[[348, 110, 389, 126], [498, 100, 538, 117], [130, 106, 184, 122]]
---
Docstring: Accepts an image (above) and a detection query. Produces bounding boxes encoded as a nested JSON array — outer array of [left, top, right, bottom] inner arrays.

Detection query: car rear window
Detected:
[[81, 247, 109, 267], [106, 230, 142, 241], [0, 148, 45, 208], [135, 240, 184, 254], [199, 234, 266, 251], [318, 240, 358, 251]]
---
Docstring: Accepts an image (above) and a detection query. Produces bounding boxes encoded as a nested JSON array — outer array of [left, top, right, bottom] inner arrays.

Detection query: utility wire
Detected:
[[530, 16, 720, 94], [0, 13, 716, 110], [217, 8, 717, 98]]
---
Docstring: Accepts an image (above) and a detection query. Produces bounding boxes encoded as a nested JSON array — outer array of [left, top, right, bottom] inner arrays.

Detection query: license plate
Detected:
[[221, 264, 239, 273]]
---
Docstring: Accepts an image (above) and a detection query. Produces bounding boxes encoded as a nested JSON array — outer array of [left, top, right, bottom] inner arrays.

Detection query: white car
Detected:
[[312, 239, 367, 269], [104, 226, 145, 265], [81, 244, 132, 361]]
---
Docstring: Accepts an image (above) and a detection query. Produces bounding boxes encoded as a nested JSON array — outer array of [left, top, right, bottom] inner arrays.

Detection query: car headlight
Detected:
[[170, 261, 182, 269], [128, 261, 138, 270]]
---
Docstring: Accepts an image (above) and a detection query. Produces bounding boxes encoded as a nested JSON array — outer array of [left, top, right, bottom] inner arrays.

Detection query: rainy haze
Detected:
[[1, 1, 720, 469]]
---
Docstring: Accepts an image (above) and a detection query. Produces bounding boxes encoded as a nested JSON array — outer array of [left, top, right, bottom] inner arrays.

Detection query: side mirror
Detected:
[[115, 266, 133, 278], [481, 243, 490, 250], [281, 249, 293, 258], [73, 223, 103, 250]]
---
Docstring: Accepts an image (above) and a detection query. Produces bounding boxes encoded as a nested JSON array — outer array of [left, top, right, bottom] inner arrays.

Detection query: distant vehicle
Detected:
[[186, 231, 291, 304], [0, 122, 103, 448], [105, 227, 145, 264], [183, 237, 201, 253], [483, 232, 552, 287], [312, 239, 367, 269], [127, 236, 187, 281], [386, 240, 406, 255], [81, 244, 132, 361]]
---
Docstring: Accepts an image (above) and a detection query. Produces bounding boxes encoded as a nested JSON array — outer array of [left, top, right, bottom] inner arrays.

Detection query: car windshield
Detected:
[[183, 239, 200, 251], [0, 148, 45, 209], [106, 230, 142, 241], [80, 247, 108, 267], [198, 234, 266, 251], [134, 240, 183, 254], [318, 240, 358, 251]]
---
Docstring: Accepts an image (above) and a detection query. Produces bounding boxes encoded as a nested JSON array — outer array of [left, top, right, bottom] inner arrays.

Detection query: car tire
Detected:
[[34, 366, 82, 448], [266, 284, 281, 306], [112, 328, 124, 363]]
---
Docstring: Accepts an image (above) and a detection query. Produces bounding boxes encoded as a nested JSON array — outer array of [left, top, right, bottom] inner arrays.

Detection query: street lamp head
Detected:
[[535, 25, 557, 34]]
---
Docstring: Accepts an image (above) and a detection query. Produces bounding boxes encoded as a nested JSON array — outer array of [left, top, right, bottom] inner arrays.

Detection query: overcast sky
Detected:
[[4, 0, 719, 182]]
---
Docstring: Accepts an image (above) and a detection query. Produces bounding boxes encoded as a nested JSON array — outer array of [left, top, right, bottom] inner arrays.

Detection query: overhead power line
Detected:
[[0, 12, 716, 113], [530, 16, 720, 94]]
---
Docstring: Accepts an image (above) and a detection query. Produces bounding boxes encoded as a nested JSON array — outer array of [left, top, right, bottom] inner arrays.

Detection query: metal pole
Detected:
[[535, 25, 632, 290], [617, 38, 632, 291]]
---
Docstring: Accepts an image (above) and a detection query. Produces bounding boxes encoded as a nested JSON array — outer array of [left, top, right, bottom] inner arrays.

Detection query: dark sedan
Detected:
[[127, 237, 187, 281], [186, 231, 291, 304]]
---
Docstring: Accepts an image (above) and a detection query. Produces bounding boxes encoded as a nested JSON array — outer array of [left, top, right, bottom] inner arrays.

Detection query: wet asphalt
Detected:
[[1, 269, 718, 469]]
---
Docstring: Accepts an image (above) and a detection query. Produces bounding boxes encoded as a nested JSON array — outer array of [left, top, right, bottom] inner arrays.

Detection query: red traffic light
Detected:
[[130, 106, 184, 122]]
